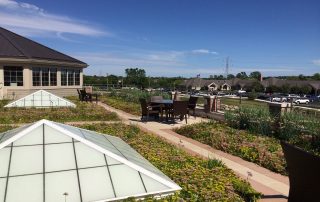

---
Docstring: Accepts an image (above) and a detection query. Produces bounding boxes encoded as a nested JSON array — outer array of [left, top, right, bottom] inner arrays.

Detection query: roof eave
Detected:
[[0, 57, 88, 68]]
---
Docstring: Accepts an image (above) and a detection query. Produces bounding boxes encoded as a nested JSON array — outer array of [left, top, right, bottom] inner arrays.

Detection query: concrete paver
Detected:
[[98, 102, 289, 201]]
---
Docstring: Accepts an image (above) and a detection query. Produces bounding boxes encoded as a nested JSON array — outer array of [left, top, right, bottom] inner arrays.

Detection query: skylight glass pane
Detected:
[[45, 143, 76, 172], [74, 142, 106, 168], [6, 174, 43, 202], [0, 132, 5, 141], [109, 164, 146, 197], [0, 178, 6, 202], [44, 125, 72, 144], [104, 136, 170, 180], [0, 147, 10, 177], [105, 155, 121, 165], [14, 125, 43, 146], [0, 124, 32, 144], [54, 123, 85, 138], [46, 170, 81, 202], [141, 173, 170, 193], [80, 130, 124, 157], [79, 167, 115, 201], [10, 145, 43, 176]]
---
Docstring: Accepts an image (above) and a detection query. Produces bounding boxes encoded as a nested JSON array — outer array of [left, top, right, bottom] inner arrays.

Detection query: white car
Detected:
[[294, 98, 310, 104], [272, 97, 287, 102]]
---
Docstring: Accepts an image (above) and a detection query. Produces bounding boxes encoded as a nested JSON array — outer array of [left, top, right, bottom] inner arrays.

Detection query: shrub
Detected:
[[225, 106, 272, 136], [107, 89, 170, 104], [279, 111, 320, 154]]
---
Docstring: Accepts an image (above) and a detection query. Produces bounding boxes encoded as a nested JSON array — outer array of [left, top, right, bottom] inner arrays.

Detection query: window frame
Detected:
[[62, 68, 81, 86], [4, 66, 24, 87], [32, 67, 57, 87]]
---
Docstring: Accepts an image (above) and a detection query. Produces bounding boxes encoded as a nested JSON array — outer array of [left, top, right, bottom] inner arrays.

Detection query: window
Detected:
[[32, 68, 57, 86], [68, 69, 74, 86], [61, 68, 81, 86], [50, 68, 57, 86], [4, 66, 23, 86], [42, 68, 49, 86], [61, 69, 67, 86], [75, 70, 81, 86], [32, 68, 41, 86]]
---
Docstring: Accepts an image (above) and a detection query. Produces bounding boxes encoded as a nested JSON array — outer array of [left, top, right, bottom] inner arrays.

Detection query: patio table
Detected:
[[150, 100, 173, 121]]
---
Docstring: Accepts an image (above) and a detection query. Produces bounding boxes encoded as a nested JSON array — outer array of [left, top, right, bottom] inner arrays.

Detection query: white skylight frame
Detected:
[[4, 90, 76, 108], [0, 120, 181, 201]]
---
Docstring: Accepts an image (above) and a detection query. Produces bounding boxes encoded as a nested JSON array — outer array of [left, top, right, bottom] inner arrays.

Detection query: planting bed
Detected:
[[79, 123, 261, 201], [175, 121, 287, 175], [0, 98, 119, 124]]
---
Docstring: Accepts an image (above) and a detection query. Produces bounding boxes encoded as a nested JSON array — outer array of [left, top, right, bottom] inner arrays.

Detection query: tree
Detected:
[[266, 85, 280, 93], [290, 86, 301, 94], [280, 84, 291, 94], [236, 72, 248, 79], [298, 74, 306, 80], [249, 71, 262, 80], [227, 74, 235, 79], [125, 68, 147, 88], [312, 73, 320, 80], [251, 81, 265, 92], [300, 85, 312, 94]]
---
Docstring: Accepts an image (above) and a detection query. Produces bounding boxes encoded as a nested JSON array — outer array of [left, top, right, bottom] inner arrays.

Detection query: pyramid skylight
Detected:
[[0, 120, 181, 202], [4, 90, 76, 108]]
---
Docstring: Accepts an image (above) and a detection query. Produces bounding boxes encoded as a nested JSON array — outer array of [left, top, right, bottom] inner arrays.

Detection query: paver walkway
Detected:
[[98, 102, 289, 201]]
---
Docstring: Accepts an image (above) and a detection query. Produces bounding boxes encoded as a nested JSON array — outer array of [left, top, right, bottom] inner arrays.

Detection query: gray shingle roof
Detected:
[[0, 27, 87, 66]]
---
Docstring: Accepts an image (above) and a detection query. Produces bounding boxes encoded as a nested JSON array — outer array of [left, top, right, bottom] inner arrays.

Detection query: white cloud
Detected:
[[0, 0, 108, 37], [191, 49, 218, 55], [312, 59, 320, 66]]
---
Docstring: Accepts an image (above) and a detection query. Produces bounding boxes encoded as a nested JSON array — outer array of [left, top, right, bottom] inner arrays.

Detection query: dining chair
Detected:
[[188, 96, 198, 118], [281, 141, 320, 202], [139, 98, 161, 121], [168, 100, 189, 124]]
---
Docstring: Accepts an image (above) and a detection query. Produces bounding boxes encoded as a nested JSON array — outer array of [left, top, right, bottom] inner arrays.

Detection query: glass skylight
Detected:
[[0, 120, 181, 202], [4, 90, 76, 108]]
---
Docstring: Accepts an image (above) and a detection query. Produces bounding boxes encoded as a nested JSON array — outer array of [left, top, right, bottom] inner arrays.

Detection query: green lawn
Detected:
[[0, 97, 119, 124], [79, 123, 261, 201]]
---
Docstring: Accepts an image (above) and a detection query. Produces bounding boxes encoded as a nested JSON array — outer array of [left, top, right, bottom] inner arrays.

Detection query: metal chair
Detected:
[[168, 100, 189, 124], [188, 96, 198, 118], [139, 98, 161, 121], [281, 141, 320, 202]]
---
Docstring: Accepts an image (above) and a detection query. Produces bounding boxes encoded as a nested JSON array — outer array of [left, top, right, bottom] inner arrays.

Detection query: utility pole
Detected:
[[225, 56, 229, 79], [106, 73, 109, 90]]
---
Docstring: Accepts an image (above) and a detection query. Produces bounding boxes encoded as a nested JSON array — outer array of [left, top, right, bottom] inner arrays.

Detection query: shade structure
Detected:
[[0, 120, 181, 202], [4, 90, 76, 108]]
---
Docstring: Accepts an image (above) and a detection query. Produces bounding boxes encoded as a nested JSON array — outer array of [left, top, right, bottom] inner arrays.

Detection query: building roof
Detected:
[[0, 27, 87, 67], [4, 90, 76, 108], [0, 120, 180, 202]]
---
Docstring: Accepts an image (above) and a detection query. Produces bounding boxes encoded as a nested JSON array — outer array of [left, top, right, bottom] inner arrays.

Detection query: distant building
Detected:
[[0, 27, 88, 100], [183, 77, 320, 94]]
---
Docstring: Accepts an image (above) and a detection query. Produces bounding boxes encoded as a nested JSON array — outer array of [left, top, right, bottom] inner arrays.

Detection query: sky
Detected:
[[0, 0, 319, 77]]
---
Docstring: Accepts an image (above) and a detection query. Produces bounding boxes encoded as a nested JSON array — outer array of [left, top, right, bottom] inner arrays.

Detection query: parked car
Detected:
[[272, 97, 287, 102], [294, 98, 310, 104], [306, 95, 319, 102]]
